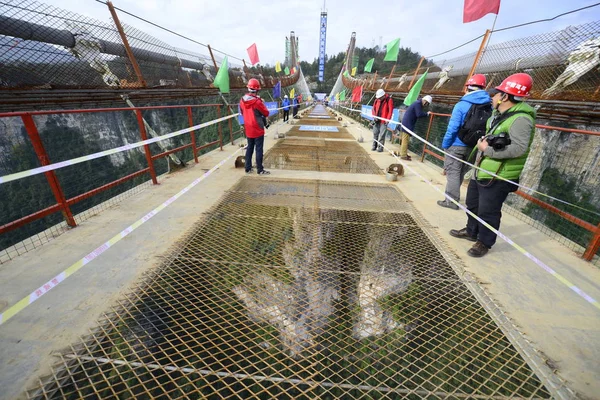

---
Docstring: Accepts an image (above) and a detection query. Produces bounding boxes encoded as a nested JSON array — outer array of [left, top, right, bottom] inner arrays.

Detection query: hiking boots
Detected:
[[400, 155, 412, 161], [468, 241, 490, 257], [437, 200, 459, 210], [257, 170, 271, 175], [449, 228, 477, 242]]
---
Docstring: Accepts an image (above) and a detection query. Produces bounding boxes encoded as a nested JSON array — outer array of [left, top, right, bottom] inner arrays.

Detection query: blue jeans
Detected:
[[245, 135, 265, 172]]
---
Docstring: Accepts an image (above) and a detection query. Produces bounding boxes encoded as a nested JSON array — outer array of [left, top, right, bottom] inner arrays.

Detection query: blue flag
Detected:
[[273, 81, 281, 98]]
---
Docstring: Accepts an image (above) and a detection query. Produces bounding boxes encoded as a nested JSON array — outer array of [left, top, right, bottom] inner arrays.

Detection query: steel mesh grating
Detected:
[[286, 130, 355, 139], [29, 178, 552, 399], [263, 140, 382, 174]]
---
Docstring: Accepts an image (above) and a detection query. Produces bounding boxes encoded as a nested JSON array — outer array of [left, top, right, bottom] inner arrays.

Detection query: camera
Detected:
[[262, 115, 271, 129], [485, 132, 511, 150]]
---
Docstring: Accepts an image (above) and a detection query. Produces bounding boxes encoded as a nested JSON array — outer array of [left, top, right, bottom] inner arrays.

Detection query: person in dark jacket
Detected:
[[292, 96, 300, 118], [282, 95, 290, 122], [371, 89, 394, 152], [438, 74, 491, 210], [450, 73, 535, 257], [239, 78, 270, 175], [398, 95, 432, 160]]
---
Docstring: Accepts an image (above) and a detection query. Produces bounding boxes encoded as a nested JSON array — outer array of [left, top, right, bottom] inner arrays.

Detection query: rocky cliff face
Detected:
[[508, 123, 600, 217]]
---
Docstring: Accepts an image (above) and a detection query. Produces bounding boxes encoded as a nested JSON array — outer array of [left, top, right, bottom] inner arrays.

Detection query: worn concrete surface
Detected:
[[1, 110, 599, 399]]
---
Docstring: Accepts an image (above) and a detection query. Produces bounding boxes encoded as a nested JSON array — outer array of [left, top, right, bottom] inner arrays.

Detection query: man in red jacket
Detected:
[[371, 89, 394, 152], [240, 78, 270, 175]]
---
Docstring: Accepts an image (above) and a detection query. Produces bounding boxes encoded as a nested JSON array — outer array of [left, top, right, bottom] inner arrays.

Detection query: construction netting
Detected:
[[428, 21, 600, 101], [29, 178, 563, 399], [0, 0, 247, 90], [338, 20, 600, 103]]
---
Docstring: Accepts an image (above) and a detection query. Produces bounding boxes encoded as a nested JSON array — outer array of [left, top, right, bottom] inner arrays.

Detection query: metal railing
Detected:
[[0, 103, 243, 262], [333, 105, 599, 263], [411, 112, 600, 262]]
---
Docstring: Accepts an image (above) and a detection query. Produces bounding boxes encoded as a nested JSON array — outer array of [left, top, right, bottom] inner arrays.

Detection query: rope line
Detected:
[[337, 104, 600, 218], [0, 146, 244, 326], [0, 114, 238, 185], [333, 105, 599, 311]]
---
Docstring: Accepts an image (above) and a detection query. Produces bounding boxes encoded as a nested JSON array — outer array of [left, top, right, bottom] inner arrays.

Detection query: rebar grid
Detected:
[[264, 140, 382, 174], [29, 178, 553, 399]]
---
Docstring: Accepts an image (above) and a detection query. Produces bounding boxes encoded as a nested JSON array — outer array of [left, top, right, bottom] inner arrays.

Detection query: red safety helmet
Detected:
[[465, 74, 486, 88], [494, 73, 533, 98], [247, 78, 261, 91]]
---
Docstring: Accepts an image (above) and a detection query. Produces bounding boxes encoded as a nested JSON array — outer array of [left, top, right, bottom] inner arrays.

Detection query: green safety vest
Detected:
[[477, 102, 536, 181]]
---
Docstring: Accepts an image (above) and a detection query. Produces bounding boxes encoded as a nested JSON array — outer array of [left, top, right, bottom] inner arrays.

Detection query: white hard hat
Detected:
[[375, 89, 385, 99], [284, 95, 288, 98], [423, 95, 432, 104]]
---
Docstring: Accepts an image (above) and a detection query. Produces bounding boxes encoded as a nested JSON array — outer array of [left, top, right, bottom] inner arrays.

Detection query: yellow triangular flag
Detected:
[[290, 88, 295, 98], [351, 67, 357, 76], [275, 61, 281, 72]]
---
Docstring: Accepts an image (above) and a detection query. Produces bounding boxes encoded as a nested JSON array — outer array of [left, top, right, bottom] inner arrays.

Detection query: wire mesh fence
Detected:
[[0, 103, 232, 263], [28, 177, 559, 399], [423, 20, 600, 101], [339, 19, 600, 104], [477, 21, 600, 101], [0, 0, 249, 91]]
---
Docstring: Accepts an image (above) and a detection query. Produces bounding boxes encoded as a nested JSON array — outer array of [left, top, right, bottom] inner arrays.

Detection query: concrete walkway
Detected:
[[0, 109, 599, 399]]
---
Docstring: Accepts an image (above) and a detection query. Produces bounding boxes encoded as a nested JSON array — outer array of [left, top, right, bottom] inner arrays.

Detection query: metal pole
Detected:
[[583, 223, 600, 261], [187, 107, 199, 163], [107, 1, 146, 87], [135, 110, 158, 184], [384, 65, 396, 90], [464, 30, 491, 87], [420, 113, 435, 162], [217, 105, 223, 151], [21, 114, 77, 228], [408, 57, 425, 90], [207, 45, 218, 70]]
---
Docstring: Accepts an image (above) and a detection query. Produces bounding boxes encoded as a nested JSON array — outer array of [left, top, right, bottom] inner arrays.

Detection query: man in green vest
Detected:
[[449, 73, 535, 257]]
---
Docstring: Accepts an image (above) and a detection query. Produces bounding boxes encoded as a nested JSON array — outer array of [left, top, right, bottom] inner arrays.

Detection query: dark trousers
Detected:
[[283, 110, 289, 121], [245, 135, 265, 172], [293, 107, 299, 117], [465, 178, 518, 248]]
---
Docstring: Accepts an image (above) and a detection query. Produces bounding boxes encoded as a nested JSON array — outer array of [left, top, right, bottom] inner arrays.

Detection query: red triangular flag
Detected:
[[351, 86, 363, 103], [463, 0, 500, 23], [247, 43, 260, 65]]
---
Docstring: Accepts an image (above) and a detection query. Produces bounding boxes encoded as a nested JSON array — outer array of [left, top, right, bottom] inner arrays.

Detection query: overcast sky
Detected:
[[38, 0, 599, 68]]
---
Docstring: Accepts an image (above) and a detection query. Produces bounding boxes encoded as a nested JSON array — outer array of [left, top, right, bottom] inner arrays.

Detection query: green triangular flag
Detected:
[[343, 70, 350, 77], [213, 56, 229, 93], [340, 89, 346, 101], [384, 38, 400, 62], [364, 58, 375, 73], [404, 69, 428, 106], [284, 66, 290, 75]]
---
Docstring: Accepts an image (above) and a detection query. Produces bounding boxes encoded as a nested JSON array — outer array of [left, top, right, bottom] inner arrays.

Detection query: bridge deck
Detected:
[[0, 106, 599, 399]]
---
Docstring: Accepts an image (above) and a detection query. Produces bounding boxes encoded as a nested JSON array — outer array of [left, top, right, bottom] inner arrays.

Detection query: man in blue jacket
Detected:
[[282, 95, 290, 122], [399, 95, 432, 160], [438, 74, 491, 210]]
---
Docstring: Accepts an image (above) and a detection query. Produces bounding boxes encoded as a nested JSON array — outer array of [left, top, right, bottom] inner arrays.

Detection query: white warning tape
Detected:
[[0, 147, 243, 326], [332, 104, 599, 310], [370, 134, 600, 312], [0, 114, 239, 185], [335, 104, 600, 217]]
